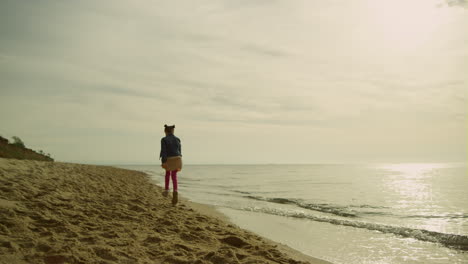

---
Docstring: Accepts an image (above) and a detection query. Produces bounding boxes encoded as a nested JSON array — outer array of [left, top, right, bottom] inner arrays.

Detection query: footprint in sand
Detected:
[[220, 236, 250, 248], [93, 247, 119, 262]]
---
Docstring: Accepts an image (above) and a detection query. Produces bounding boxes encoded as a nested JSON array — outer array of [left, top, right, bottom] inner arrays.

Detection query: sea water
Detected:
[[119, 163, 468, 264]]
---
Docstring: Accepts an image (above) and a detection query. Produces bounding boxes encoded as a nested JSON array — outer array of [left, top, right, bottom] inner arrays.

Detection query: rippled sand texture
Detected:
[[0, 158, 328, 264]]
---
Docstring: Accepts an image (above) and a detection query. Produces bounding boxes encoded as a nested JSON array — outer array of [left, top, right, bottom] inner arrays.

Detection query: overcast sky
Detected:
[[1, 0, 466, 164]]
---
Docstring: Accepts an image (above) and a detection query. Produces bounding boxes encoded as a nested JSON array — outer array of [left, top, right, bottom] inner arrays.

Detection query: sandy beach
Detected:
[[0, 158, 330, 264]]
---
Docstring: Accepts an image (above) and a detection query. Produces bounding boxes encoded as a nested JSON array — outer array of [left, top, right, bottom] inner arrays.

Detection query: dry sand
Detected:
[[0, 158, 331, 264]]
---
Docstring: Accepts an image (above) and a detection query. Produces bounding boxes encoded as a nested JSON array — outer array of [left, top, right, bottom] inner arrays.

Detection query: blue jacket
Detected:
[[160, 134, 181, 163]]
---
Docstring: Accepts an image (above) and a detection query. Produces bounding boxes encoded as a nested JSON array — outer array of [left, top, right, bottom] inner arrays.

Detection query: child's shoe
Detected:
[[172, 191, 178, 206]]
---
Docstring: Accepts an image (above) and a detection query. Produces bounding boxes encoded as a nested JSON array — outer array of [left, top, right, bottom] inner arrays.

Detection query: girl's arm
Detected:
[[160, 138, 167, 163], [178, 139, 182, 156]]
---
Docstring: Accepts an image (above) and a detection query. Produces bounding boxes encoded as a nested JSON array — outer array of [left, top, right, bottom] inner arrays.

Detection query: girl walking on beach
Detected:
[[160, 124, 182, 205]]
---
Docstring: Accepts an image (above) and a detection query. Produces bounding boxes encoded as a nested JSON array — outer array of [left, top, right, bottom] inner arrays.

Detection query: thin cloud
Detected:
[[240, 43, 289, 57], [445, 0, 468, 8]]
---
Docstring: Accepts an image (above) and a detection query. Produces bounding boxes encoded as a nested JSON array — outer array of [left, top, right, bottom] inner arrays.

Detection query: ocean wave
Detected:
[[142, 170, 160, 175], [233, 190, 251, 195], [401, 213, 468, 219], [236, 206, 468, 250], [348, 204, 390, 209], [245, 196, 359, 218], [242, 195, 467, 221]]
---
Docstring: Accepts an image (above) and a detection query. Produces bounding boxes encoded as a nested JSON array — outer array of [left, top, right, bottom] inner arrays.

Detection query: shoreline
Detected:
[[185, 201, 330, 264], [0, 158, 331, 264], [145, 170, 332, 263]]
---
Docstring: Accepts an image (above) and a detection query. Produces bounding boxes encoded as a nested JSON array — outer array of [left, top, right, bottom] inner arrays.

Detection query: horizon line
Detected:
[[57, 161, 468, 166]]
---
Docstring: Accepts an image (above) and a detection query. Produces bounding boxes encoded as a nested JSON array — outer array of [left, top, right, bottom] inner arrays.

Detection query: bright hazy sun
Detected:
[[367, 0, 453, 52]]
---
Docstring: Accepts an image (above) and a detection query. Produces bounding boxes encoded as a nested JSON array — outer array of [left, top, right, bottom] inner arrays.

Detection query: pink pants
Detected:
[[165, 170, 178, 191]]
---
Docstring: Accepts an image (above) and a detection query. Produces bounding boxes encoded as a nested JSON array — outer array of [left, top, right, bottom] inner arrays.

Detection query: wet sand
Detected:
[[0, 158, 331, 264]]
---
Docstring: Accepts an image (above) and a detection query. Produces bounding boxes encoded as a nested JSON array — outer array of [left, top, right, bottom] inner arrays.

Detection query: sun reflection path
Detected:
[[379, 163, 448, 206], [378, 163, 460, 234]]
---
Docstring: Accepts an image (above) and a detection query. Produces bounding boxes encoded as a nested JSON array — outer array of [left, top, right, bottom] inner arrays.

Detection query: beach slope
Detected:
[[0, 158, 330, 264]]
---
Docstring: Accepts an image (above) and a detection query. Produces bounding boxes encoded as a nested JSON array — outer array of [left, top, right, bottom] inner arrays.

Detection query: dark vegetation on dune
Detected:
[[0, 136, 53, 162]]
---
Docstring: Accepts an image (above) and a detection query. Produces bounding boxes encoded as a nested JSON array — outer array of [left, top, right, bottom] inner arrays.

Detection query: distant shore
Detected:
[[0, 158, 331, 264]]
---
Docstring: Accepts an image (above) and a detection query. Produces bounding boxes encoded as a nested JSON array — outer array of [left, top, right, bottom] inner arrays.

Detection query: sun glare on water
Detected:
[[381, 163, 447, 177], [379, 163, 465, 234], [379, 163, 446, 207]]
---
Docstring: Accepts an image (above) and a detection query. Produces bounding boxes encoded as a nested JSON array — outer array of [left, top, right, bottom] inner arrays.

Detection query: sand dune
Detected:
[[0, 158, 330, 264]]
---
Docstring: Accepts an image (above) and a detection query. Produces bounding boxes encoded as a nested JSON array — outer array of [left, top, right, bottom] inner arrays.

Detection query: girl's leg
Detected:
[[165, 170, 170, 190], [170, 170, 178, 192]]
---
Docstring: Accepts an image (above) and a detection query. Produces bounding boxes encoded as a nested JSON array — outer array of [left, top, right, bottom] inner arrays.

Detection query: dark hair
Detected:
[[164, 124, 175, 133]]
